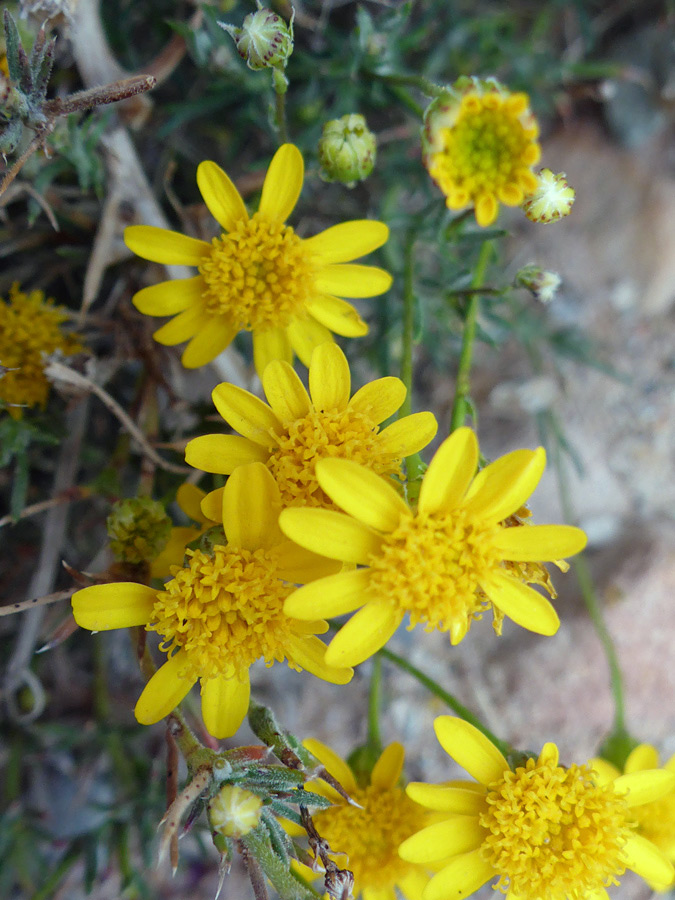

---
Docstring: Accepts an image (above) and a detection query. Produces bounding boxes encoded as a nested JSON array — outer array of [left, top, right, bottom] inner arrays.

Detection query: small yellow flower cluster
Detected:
[[0, 283, 82, 418]]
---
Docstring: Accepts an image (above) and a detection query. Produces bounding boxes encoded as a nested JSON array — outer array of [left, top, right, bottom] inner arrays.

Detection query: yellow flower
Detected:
[[124, 144, 392, 374], [422, 77, 540, 227], [399, 717, 675, 900], [186, 342, 437, 511], [149, 483, 217, 579], [280, 427, 586, 667], [592, 744, 675, 891], [0, 283, 82, 418], [289, 740, 432, 900], [209, 785, 263, 839], [71, 463, 352, 739]]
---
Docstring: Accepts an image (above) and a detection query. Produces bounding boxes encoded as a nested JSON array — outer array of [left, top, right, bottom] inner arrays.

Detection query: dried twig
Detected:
[[0, 485, 88, 528], [45, 360, 190, 475], [0, 587, 75, 617]]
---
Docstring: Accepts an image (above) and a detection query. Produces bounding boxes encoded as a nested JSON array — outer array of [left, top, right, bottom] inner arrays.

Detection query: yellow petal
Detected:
[[176, 483, 208, 522], [625, 744, 660, 774], [275, 541, 342, 584], [349, 377, 406, 424], [303, 220, 389, 263], [397, 869, 430, 900], [153, 306, 210, 346], [200, 670, 250, 739], [196, 160, 248, 231], [433, 717, 509, 786], [315, 264, 393, 298], [309, 342, 351, 411], [286, 634, 353, 685], [537, 742, 559, 767], [280, 508, 383, 565], [150, 527, 200, 578], [498, 184, 524, 206], [182, 320, 237, 368], [253, 327, 293, 376], [262, 360, 311, 422], [623, 834, 675, 886], [200, 487, 224, 522], [185, 434, 268, 474], [211, 382, 281, 447], [316, 458, 410, 532], [399, 817, 484, 864], [223, 462, 282, 550], [371, 742, 404, 790], [305, 294, 368, 337], [491, 524, 587, 561], [377, 412, 438, 458], [464, 447, 546, 523], [259, 143, 304, 222], [284, 568, 371, 620], [124, 225, 211, 265], [613, 769, 675, 807], [363, 888, 396, 900], [423, 850, 494, 900], [324, 599, 403, 667], [475, 193, 498, 228], [405, 782, 486, 813], [485, 571, 560, 636], [71, 582, 156, 631], [134, 650, 194, 724], [287, 317, 333, 367], [133, 276, 205, 316], [303, 738, 358, 795], [589, 758, 621, 786], [418, 428, 478, 516]]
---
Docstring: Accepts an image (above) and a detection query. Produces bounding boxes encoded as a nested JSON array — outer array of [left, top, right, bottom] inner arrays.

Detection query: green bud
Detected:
[[318, 113, 376, 187], [106, 497, 172, 564], [515, 264, 561, 303], [219, 5, 293, 71], [209, 785, 263, 838]]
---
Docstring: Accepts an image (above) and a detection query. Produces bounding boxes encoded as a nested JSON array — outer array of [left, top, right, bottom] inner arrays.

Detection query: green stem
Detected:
[[367, 657, 383, 756], [272, 68, 288, 144], [449, 240, 492, 433], [400, 234, 424, 483], [549, 430, 626, 733], [377, 72, 444, 98], [386, 84, 424, 118], [377, 646, 511, 757], [29, 849, 80, 900]]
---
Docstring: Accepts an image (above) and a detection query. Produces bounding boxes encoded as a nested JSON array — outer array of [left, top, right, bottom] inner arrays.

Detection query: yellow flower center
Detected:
[[430, 92, 540, 211], [367, 509, 500, 639], [480, 758, 631, 900], [198, 212, 316, 331], [313, 784, 425, 891], [0, 284, 82, 418], [148, 545, 295, 682], [267, 407, 402, 508]]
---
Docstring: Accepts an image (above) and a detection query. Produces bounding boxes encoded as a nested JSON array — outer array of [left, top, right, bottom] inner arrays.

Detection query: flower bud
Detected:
[[318, 114, 376, 187], [219, 5, 293, 71], [106, 497, 172, 564], [522, 168, 575, 224], [209, 785, 263, 838], [515, 264, 561, 303]]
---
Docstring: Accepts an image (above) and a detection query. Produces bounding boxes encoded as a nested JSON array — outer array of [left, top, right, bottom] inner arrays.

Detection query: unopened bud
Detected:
[[318, 114, 376, 186], [522, 168, 575, 224], [106, 497, 172, 564], [515, 264, 561, 303], [219, 4, 293, 71], [209, 785, 263, 838]]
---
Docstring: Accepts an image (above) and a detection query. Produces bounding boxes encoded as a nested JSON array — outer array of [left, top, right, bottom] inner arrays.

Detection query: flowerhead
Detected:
[[209, 785, 263, 839], [0, 283, 83, 418], [399, 717, 675, 900], [72, 463, 351, 738], [106, 497, 172, 565], [124, 144, 392, 375], [592, 744, 675, 890], [318, 113, 377, 186], [149, 483, 218, 579], [289, 740, 432, 900], [186, 342, 437, 511], [422, 77, 540, 227], [280, 427, 586, 667], [523, 168, 575, 224]]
